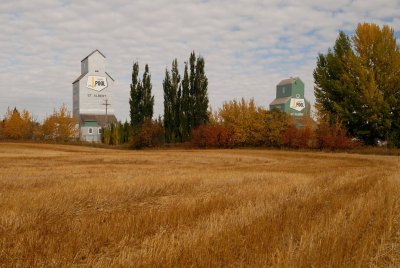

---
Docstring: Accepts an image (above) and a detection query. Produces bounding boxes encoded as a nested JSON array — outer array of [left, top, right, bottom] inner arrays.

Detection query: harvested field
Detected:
[[1, 143, 400, 267]]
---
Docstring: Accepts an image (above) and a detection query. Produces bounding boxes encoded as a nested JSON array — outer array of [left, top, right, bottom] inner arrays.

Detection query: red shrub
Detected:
[[315, 122, 358, 150], [131, 120, 164, 149], [190, 125, 233, 148], [281, 125, 315, 149], [280, 121, 357, 150]]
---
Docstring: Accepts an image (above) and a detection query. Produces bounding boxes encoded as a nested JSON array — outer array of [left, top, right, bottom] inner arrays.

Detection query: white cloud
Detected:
[[0, 0, 399, 121]]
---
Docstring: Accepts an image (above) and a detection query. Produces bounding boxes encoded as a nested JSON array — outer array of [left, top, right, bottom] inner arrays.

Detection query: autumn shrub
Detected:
[[131, 120, 165, 149], [190, 124, 233, 148], [315, 121, 358, 150], [263, 109, 291, 147], [281, 125, 315, 149], [0, 120, 4, 139], [218, 98, 266, 146], [281, 121, 357, 150], [218, 99, 290, 147]]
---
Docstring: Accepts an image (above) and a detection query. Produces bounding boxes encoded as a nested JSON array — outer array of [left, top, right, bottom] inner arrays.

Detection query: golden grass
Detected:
[[1, 143, 400, 267]]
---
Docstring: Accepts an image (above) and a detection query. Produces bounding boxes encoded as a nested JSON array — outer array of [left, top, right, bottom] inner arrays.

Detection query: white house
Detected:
[[72, 49, 117, 142]]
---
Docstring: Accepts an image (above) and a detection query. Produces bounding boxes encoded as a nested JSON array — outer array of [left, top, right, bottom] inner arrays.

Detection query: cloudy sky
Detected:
[[1, 0, 399, 121]]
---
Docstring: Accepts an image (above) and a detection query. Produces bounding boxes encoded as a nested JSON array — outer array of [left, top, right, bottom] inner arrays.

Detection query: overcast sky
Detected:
[[1, 0, 399, 121]]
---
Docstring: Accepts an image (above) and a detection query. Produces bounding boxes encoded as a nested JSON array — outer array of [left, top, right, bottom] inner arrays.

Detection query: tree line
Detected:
[[191, 98, 355, 150], [105, 23, 400, 149], [2, 22, 400, 149], [0, 105, 77, 142]]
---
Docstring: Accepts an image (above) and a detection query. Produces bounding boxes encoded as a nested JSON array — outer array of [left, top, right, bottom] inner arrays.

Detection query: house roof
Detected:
[[270, 97, 290, 106], [81, 49, 106, 62], [79, 114, 117, 127], [277, 77, 301, 86]]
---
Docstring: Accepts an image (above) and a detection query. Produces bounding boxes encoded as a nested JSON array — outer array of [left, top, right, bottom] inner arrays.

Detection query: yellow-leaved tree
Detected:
[[218, 98, 290, 146], [3, 108, 33, 140], [42, 104, 78, 142], [314, 23, 400, 146]]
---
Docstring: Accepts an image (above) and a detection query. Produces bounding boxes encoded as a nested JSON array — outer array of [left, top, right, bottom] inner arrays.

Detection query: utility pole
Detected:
[[102, 99, 111, 126]]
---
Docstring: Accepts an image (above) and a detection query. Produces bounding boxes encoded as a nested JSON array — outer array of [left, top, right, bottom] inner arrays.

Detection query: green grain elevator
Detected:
[[269, 77, 310, 117]]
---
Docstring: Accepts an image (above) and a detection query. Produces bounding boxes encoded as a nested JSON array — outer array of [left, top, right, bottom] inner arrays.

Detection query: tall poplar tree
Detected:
[[129, 61, 140, 128], [163, 52, 209, 143], [130, 62, 154, 129], [142, 64, 154, 121], [163, 69, 173, 142], [171, 59, 181, 142], [163, 59, 181, 143], [193, 56, 209, 127], [180, 62, 190, 140], [187, 52, 209, 132], [189, 52, 196, 130]]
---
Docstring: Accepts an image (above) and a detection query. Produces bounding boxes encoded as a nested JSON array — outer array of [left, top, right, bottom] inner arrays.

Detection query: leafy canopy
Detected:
[[314, 23, 400, 146]]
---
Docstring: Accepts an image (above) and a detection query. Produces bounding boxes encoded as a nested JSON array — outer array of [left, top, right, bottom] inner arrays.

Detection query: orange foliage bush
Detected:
[[315, 121, 358, 150], [190, 124, 233, 148], [218, 99, 290, 147], [131, 120, 165, 149], [218, 98, 267, 146], [281, 120, 358, 150], [281, 125, 315, 149]]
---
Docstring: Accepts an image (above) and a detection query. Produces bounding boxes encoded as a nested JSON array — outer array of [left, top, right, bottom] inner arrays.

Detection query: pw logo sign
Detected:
[[86, 76, 108, 91], [290, 98, 305, 112]]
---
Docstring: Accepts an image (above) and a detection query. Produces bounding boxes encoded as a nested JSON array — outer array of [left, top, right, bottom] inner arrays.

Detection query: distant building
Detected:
[[269, 77, 310, 117], [72, 49, 117, 142]]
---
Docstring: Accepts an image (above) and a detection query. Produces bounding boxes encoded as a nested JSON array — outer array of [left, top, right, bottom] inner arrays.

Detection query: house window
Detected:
[[98, 128, 102, 134], [88, 128, 93, 134], [95, 70, 99, 72], [282, 87, 285, 94]]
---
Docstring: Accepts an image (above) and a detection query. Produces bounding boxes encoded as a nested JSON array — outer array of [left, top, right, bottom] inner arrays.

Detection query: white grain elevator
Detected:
[[72, 49, 117, 142]]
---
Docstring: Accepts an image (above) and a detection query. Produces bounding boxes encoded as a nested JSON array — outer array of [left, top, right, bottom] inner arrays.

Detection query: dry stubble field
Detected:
[[1, 143, 400, 267]]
